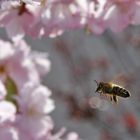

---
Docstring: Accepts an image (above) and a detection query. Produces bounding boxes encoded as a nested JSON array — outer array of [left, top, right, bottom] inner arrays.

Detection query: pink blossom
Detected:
[[30, 51, 51, 76], [1, 0, 140, 37], [0, 39, 40, 91], [40, 0, 83, 37], [15, 83, 54, 139], [0, 0, 85, 38], [0, 2, 38, 40], [103, 0, 140, 32], [84, 0, 106, 34], [85, 16, 105, 35], [130, 1, 140, 25]]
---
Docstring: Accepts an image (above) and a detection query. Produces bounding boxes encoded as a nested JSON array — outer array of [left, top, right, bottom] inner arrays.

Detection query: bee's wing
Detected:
[[111, 74, 129, 87]]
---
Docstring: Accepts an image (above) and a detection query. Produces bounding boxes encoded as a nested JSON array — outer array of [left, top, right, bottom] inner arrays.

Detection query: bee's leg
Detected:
[[110, 96, 113, 101], [113, 95, 118, 103]]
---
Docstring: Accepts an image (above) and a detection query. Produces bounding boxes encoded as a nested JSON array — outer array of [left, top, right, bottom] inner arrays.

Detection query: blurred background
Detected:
[[1, 25, 140, 140]]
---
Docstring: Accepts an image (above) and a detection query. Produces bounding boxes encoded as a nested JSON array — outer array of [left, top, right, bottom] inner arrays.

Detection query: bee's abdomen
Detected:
[[112, 86, 130, 98]]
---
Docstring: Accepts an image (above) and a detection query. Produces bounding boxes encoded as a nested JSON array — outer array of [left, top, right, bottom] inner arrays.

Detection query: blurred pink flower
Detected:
[[0, 2, 39, 40], [1, 0, 140, 38], [85, 16, 105, 34], [84, 0, 106, 34], [15, 83, 54, 139], [0, 0, 85, 38], [103, 0, 140, 32], [40, 0, 83, 38], [130, 1, 140, 25], [30, 51, 51, 76], [0, 39, 40, 91]]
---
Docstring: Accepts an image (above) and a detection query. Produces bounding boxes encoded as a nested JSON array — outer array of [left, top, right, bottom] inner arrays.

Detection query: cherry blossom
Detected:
[[0, 39, 51, 92], [0, 2, 39, 40], [0, 0, 140, 38], [30, 51, 51, 76], [103, 0, 140, 32], [0, 39, 40, 91], [15, 83, 54, 139]]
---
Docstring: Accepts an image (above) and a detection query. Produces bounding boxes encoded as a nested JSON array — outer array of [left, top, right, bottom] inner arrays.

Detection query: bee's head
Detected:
[[94, 80, 103, 93]]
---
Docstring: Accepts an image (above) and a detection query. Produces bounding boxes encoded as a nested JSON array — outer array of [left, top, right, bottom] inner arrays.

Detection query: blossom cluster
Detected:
[[0, 0, 140, 40], [0, 39, 81, 140]]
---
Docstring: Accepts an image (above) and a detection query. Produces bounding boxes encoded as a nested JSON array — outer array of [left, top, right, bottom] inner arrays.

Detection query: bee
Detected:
[[94, 80, 131, 103]]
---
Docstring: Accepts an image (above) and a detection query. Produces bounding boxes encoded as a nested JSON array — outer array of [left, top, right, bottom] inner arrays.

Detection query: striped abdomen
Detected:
[[112, 86, 130, 98]]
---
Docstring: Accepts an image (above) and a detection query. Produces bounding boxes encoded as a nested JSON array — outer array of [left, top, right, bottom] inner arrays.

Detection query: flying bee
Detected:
[[94, 80, 131, 103]]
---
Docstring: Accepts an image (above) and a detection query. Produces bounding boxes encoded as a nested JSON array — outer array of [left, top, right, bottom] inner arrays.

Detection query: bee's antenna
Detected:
[[94, 80, 98, 86]]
